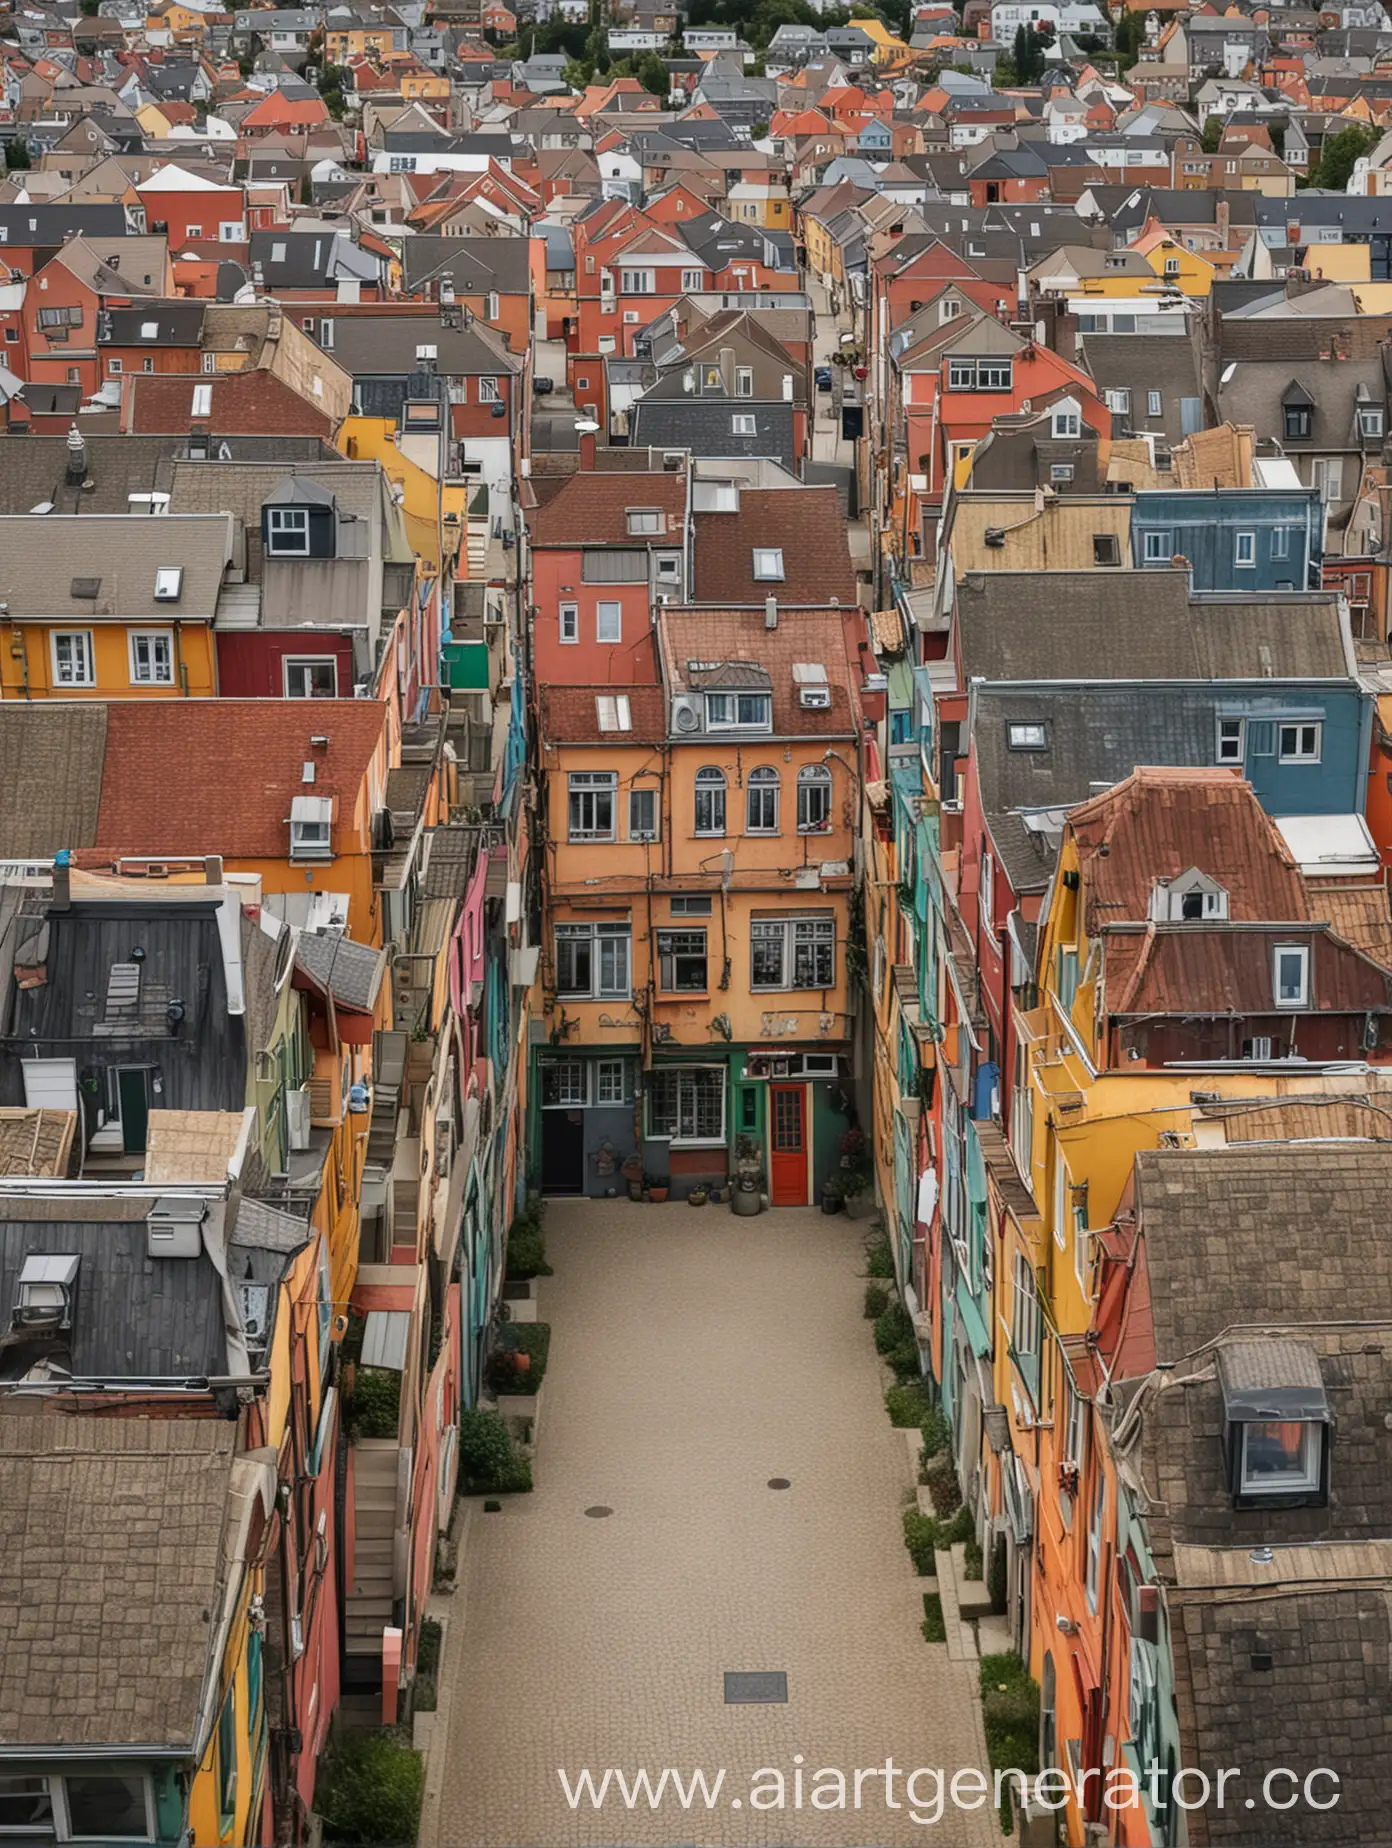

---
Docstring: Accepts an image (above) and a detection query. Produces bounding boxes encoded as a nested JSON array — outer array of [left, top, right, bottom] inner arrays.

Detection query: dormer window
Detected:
[[267, 507, 310, 556], [1274, 944, 1309, 1008], [1218, 1338, 1329, 1507], [1152, 868, 1229, 922], [705, 692, 770, 731], [627, 508, 663, 536], [290, 795, 333, 861], [1052, 402, 1081, 439]]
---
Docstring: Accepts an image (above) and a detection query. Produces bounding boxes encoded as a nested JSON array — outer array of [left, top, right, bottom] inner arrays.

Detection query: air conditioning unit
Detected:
[[286, 1085, 312, 1152], [671, 695, 701, 732], [799, 686, 831, 708]]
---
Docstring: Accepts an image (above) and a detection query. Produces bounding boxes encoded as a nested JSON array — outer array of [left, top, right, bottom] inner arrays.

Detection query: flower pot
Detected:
[[628, 1180, 643, 1201], [649, 1186, 669, 1203], [821, 1192, 843, 1215], [688, 1190, 707, 1207]]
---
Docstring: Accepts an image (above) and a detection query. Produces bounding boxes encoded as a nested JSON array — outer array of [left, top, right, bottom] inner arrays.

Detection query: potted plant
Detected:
[[648, 1174, 669, 1203], [688, 1185, 708, 1207], [838, 1126, 875, 1220], [821, 1172, 845, 1215]]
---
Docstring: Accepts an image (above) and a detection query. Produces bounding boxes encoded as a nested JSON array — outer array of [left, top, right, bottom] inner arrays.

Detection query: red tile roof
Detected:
[[540, 685, 667, 744], [121, 370, 336, 436], [1068, 767, 1308, 931], [657, 606, 858, 737], [691, 486, 857, 608], [87, 700, 385, 860], [526, 470, 687, 548]]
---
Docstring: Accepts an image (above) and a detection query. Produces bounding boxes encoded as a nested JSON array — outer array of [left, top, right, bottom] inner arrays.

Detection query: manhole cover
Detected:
[[767, 1477, 791, 1490], [724, 1671, 788, 1704], [584, 1505, 614, 1518]]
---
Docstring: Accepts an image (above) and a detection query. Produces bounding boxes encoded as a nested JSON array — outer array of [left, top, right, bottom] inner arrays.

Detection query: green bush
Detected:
[[903, 1505, 974, 1573], [987, 1533, 1008, 1615], [416, 1619, 441, 1678], [884, 1339, 920, 1382], [316, 1731, 423, 1845], [885, 1380, 934, 1426], [921, 1592, 946, 1643], [486, 1321, 550, 1394], [505, 1216, 552, 1280], [350, 1366, 401, 1439], [863, 1231, 894, 1278], [919, 1404, 950, 1458], [979, 1652, 1040, 1832], [922, 1449, 962, 1517], [873, 1299, 915, 1356], [412, 1673, 436, 1713], [964, 1535, 984, 1582], [458, 1408, 531, 1494], [863, 1280, 890, 1319]]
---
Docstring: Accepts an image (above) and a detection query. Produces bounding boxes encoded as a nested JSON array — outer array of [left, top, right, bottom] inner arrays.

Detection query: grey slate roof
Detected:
[[0, 514, 230, 621], [325, 312, 519, 377], [0, 437, 338, 518], [294, 929, 387, 1013], [630, 399, 795, 469], [954, 572, 1352, 684], [401, 235, 532, 297]]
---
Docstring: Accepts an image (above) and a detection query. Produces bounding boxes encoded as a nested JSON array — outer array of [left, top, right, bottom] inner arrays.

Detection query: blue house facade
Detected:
[[1131, 487, 1324, 591]]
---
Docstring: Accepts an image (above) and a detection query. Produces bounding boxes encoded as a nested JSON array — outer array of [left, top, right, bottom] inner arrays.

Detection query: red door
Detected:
[[770, 1085, 808, 1206]]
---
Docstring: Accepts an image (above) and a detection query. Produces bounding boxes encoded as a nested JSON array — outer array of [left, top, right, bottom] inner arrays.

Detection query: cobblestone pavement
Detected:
[[427, 1201, 998, 1847]]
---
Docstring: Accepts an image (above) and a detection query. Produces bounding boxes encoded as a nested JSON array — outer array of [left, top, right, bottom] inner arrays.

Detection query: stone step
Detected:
[[348, 1594, 394, 1618], [354, 1508, 396, 1539], [934, 1547, 979, 1664], [951, 1541, 996, 1620]]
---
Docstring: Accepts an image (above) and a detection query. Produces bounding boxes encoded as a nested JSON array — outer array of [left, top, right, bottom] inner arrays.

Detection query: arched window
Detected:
[[694, 766, 726, 836], [746, 766, 779, 833], [796, 763, 832, 832]]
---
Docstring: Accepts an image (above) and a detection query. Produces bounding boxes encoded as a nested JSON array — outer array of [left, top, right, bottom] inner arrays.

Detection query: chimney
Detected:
[[51, 850, 71, 910], [64, 423, 87, 486], [764, 595, 778, 629], [579, 429, 596, 469], [203, 855, 223, 885]]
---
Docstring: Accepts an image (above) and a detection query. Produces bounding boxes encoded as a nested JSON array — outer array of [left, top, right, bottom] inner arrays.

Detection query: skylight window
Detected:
[[596, 694, 632, 733], [752, 548, 784, 580]]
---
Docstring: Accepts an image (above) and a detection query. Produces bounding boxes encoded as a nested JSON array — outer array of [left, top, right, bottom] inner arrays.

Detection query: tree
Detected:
[[635, 50, 670, 93], [1310, 123, 1377, 192], [1012, 22, 1028, 78], [1201, 113, 1223, 153], [5, 138, 29, 171], [562, 55, 595, 88]]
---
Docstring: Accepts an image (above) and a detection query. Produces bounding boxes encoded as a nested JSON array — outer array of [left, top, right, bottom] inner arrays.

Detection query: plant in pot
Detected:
[[837, 1126, 875, 1220], [688, 1185, 708, 1207], [821, 1172, 845, 1215], [647, 1173, 669, 1203]]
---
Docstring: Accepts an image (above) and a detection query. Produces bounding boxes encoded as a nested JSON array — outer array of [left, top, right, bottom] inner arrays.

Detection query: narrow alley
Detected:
[[424, 1203, 996, 1848]]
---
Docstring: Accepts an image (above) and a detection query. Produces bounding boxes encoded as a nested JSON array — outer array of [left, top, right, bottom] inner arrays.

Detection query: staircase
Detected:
[[347, 1439, 401, 1660], [466, 519, 490, 576]]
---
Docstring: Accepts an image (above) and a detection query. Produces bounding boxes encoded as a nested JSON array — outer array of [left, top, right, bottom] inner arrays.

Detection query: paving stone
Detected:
[[428, 1201, 997, 1846]]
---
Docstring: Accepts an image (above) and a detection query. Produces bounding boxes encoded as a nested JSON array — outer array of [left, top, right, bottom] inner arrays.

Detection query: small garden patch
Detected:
[[486, 1321, 550, 1395], [979, 1652, 1040, 1835], [505, 1202, 552, 1281], [921, 1448, 962, 1518], [458, 1407, 532, 1494], [348, 1366, 401, 1440], [902, 1504, 972, 1575], [921, 1592, 946, 1644], [863, 1280, 890, 1320], [885, 1379, 934, 1426], [316, 1730, 423, 1846], [863, 1230, 895, 1278]]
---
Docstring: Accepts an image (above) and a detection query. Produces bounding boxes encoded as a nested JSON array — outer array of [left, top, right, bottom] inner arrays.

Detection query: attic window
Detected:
[[1218, 1338, 1329, 1506], [69, 576, 101, 600], [1007, 721, 1047, 751], [1273, 944, 1309, 1008], [154, 566, 182, 602], [290, 794, 334, 862], [267, 507, 310, 556], [596, 694, 632, 732], [752, 548, 784, 581], [191, 382, 212, 418], [627, 508, 663, 536], [140, 319, 160, 340], [1092, 534, 1121, 567]]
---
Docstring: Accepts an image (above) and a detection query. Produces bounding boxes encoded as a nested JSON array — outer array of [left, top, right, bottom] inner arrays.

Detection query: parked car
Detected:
[[533, 376, 555, 395], [815, 365, 833, 392]]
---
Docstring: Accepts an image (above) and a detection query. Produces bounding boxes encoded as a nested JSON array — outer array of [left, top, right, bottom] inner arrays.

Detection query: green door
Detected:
[[117, 1067, 150, 1155]]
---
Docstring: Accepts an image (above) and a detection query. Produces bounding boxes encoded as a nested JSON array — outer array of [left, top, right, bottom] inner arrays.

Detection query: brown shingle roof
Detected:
[[0, 1415, 237, 1749], [691, 486, 857, 606], [1104, 922, 1392, 1019], [526, 470, 686, 548], [0, 705, 109, 859], [540, 684, 667, 744], [658, 606, 857, 736]]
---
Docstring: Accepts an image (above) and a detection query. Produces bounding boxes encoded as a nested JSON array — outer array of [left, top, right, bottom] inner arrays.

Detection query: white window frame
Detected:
[[1142, 530, 1170, 563], [289, 796, 333, 861], [541, 1058, 589, 1107], [1146, 389, 1162, 416], [694, 766, 726, 836], [796, 763, 833, 832], [1105, 387, 1130, 415], [1084, 1468, 1105, 1613], [595, 1058, 627, 1104], [735, 365, 754, 398], [1007, 721, 1047, 751], [283, 655, 338, 698], [559, 601, 579, 644], [1010, 1251, 1039, 1362], [568, 770, 617, 842], [477, 375, 500, 403], [1234, 530, 1256, 568], [54, 1770, 158, 1842], [628, 786, 658, 841], [1238, 1419, 1322, 1495], [620, 268, 655, 294], [51, 629, 94, 687], [681, 267, 704, 290], [626, 508, 663, 535], [1051, 409, 1080, 439], [267, 506, 310, 555], [752, 547, 784, 580], [731, 413, 757, 435], [128, 628, 174, 686], [191, 381, 212, 417], [750, 914, 835, 990], [1216, 716, 1245, 763], [1273, 943, 1309, 1008], [554, 920, 631, 999], [646, 1064, 725, 1145], [1359, 406, 1383, 440], [656, 926, 708, 992], [1279, 719, 1321, 763], [704, 692, 770, 732], [1270, 525, 1290, 559], [746, 766, 779, 833], [107, 357, 122, 374], [595, 601, 622, 643]]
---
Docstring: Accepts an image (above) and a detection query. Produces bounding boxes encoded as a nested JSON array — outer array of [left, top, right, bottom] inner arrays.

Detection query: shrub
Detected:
[[863, 1280, 890, 1320], [412, 1673, 436, 1714], [922, 1449, 962, 1518], [884, 1340, 920, 1383], [919, 1404, 950, 1459], [885, 1379, 934, 1426], [350, 1366, 401, 1439], [863, 1231, 895, 1278], [315, 1731, 423, 1846], [921, 1592, 946, 1643], [486, 1321, 550, 1394], [902, 1510, 943, 1575], [873, 1299, 915, 1356], [416, 1619, 441, 1678], [964, 1535, 984, 1582], [457, 1408, 531, 1494], [979, 1652, 1040, 1832], [987, 1533, 1008, 1615], [505, 1215, 552, 1281]]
